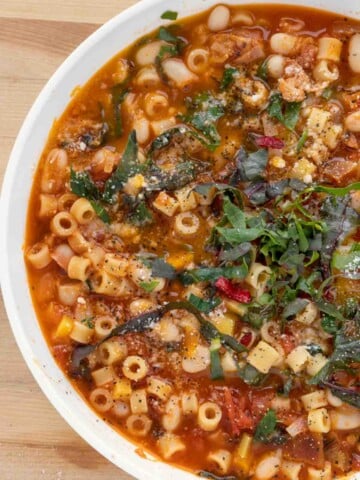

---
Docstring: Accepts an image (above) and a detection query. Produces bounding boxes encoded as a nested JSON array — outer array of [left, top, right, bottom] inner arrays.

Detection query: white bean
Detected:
[[330, 406, 360, 430], [267, 54, 285, 78], [136, 40, 165, 66], [345, 110, 360, 132], [270, 33, 297, 55], [207, 5, 231, 32], [162, 58, 198, 87], [349, 33, 360, 73]]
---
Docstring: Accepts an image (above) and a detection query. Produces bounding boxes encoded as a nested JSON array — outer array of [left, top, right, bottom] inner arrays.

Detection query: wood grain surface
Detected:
[[0, 2, 138, 478]]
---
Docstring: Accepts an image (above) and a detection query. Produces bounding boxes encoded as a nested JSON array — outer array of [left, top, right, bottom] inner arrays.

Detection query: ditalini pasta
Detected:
[[25, 4, 360, 479]]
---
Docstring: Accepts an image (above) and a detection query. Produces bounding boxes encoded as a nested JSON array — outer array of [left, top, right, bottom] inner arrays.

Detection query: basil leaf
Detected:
[[90, 200, 110, 224], [161, 10, 178, 20], [284, 101, 302, 131], [188, 294, 221, 313], [103, 130, 140, 203], [194, 183, 243, 208], [128, 201, 153, 226], [151, 258, 177, 279], [70, 167, 101, 200], [70, 168, 110, 223], [332, 246, 360, 279], [181, 92, 225, 150], [180, 264, 248, 285], [147, 161, 200, 192], [319, 196, 351, 278], [219, 243, 252, 262], [268, 93, 301, 131], [322, 382, 360, 409], [157, 26, 180, 43], [282, 298, 309, 318], [230, 147, 268, 184], [254, 410, 277, 442], [321, 314, 341, 335], [238, 364, 265, 385], [220, 66, 238, 91], [157, 43, 179, 61]]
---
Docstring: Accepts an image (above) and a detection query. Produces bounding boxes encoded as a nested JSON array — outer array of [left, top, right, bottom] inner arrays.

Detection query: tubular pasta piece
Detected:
[[91, 366, 116, 387], [158, 433, 186, 460], [207, 449, 232, 475], [307, 407, 331, 433], [147, 377, 172, 402], [197, 402, 222, 431], [122, 355, 148, 381], [26, 243, 52, 269], [130, 389, 148, 414], [67, 255, 91, 281], [89, 388, 113, 412], [181, 392, 198, 415], [50, 211, 77, 237], [70, 320, 93, 344], [126, 414, 152, 437], [70, 198, 96, 224], [38, 194, 58, 218], [98, 338, 127, 365]]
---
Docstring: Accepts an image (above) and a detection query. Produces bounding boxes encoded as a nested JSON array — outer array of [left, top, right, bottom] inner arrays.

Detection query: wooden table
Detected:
[[0, 1, 138, 478]]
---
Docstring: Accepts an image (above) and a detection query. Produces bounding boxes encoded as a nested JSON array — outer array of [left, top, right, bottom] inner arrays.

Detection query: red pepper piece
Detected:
[[255, 135, 285, 149], [240, 331, 253, 347], [215, 277, 252, 303], [224, 388, 254, 435]]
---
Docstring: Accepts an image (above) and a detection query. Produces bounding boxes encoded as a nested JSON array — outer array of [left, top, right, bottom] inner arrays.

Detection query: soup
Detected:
[[25, 4, 360, 479]]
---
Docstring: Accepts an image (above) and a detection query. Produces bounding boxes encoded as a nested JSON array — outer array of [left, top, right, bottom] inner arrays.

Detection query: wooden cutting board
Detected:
[[0, 2, 138, 478]]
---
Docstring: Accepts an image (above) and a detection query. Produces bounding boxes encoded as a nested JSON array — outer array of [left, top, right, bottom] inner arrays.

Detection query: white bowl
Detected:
[[1, 1, 360, 479]]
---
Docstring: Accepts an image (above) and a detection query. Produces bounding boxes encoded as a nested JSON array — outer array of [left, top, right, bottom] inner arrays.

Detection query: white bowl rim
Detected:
[[1, 1, 360, 479]]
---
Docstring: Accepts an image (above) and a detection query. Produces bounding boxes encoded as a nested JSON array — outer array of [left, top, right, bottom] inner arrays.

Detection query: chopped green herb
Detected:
[[70, 168, 110, 223], [230, 147, 268, 184], [256, 58, 269, 80], [181, 92, 225, 151], [254, 409, 277, 443], [296, 129, 308, 154], [112, 84, 128, 137], [238, 363, 265, 385], [103, 130, 141, 203], [90, 200, 110, 224], [220, 66, 238, 91], [321, 314, 341, 335], [268, 93, 302, 131], [210, 338, 224, 380], [161, 10, 178, 20], [282, 298, 309, 319], [322, 86, 334, 100], [81, 317, 95, 329], [180, 264, 248, 285], [139, 280, 160, 293], [306, 344, 323, 356], [128, 201, 153, 226]]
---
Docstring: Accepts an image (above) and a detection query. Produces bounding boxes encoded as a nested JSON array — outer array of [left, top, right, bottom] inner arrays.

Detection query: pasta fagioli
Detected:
[[24, 5, 360, 479]]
